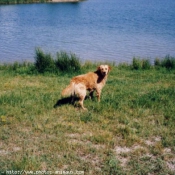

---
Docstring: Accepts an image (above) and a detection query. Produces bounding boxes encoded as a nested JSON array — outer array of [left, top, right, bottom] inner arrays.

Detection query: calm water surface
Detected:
[[0, 0, 175, 63]]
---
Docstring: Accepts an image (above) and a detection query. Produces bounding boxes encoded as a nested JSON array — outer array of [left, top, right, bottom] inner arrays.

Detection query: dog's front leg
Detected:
[[96, 89, 101, 102]]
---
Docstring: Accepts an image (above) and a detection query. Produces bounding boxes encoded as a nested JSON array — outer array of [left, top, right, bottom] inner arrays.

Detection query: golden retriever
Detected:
[[61, 65, 111, 110]]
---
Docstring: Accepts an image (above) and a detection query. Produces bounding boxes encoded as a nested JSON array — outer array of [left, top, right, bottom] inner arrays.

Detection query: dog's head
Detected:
[[97, 65, 111, 76]]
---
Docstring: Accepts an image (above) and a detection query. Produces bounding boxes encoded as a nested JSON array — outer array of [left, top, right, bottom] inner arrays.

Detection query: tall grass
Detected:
[[34, 48, 81, 74], [130, 55, 175, 70], [34, 48, 56, 73], [34, 50, 175, 73], [55, 51, 81, 73], [155, 55, 175, 70], [1, 49, 174, 75], [131, 57, 151, 70]]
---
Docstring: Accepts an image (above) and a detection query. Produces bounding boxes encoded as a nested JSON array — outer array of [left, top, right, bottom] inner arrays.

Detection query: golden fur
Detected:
[[61, 65, 111, 110]]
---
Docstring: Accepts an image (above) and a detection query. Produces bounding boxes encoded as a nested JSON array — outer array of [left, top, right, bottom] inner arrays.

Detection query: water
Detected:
[[0, 0, 175, 63]]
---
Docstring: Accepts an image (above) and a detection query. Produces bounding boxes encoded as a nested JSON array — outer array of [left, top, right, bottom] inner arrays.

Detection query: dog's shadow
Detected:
[[53, 97, 79, 108], [54, 95, 94, 108]]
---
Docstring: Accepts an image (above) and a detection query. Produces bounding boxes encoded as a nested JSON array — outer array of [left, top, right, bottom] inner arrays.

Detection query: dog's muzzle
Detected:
[[102, 72, 107, 76]]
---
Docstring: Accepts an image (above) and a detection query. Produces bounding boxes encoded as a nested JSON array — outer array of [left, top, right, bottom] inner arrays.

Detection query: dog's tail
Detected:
[[61, 82, 75, 97]]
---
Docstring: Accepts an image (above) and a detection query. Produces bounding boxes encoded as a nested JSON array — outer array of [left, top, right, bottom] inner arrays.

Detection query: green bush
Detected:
[[34, 49, 81, 74], [55, 51, 81, 73], [154, 58, 161, 67], [160, 55, 175, 70], [131, 58, 151, 70], [142, 59, 151, 70], [154, 56, 175, 70], [132, 57, 142, 70], [34, 48, 56, 73]]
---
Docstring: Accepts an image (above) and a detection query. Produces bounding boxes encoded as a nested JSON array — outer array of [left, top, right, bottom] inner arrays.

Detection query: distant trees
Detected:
[[0, 0, 50, 5]]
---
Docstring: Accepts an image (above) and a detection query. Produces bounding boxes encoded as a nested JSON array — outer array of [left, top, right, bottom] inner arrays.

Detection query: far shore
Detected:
[[50, 0, 80, 2], [0, 0, 84, 5], [48, 0, 85, 2]]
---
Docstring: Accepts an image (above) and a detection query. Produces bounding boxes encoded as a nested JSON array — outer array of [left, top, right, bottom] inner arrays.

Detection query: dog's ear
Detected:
[[108, 65, 111, 72], [97, 65, 101, 71]]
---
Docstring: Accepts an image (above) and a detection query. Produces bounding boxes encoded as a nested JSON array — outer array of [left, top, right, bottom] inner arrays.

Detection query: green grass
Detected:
[[0, 53, 175, 174]]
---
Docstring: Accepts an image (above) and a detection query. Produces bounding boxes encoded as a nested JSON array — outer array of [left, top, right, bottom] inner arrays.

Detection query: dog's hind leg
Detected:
[[79, 94, 87, 110], [75, 83, 87, 110]]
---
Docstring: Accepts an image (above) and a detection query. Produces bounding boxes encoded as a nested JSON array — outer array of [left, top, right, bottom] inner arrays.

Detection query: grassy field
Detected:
[[0, 51, 175, 174]]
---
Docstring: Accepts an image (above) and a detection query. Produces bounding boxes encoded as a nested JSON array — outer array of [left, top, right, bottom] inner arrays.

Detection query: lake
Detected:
[[0, 0, 175, 64]]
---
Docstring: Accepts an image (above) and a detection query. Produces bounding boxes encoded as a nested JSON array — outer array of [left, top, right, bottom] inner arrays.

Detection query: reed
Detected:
[[34, 48, 56, 73], [34, 48, 81, 74], [131, 57, 152, 70], [159, 55, 175, 70], [55, 51, 81, 73], [2, 50, 174, 75]]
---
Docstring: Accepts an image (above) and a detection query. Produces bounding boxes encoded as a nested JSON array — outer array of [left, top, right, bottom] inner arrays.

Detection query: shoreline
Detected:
[[0, 0, 84, 5], [50, 0, 80, 2]]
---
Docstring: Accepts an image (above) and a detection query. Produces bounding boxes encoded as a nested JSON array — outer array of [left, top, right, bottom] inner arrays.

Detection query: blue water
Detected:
[[0, 0, 175, 63]]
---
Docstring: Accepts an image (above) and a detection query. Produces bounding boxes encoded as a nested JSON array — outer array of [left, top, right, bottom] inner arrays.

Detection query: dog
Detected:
[[61, 65, 111, 110]]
